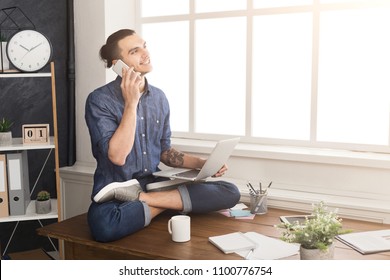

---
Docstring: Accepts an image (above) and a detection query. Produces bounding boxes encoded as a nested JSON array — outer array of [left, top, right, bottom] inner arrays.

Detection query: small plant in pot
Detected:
[[276, 201, 349, 260], [0, 117, 14, 146], [35, 190, 51, 214]]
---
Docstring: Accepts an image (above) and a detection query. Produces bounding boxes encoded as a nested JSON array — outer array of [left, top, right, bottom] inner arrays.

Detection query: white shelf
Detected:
[[0, 137, 55, 152], [1, 62, 62, 257], [0, 199, 58, 223], [0, 72, 51, 78]]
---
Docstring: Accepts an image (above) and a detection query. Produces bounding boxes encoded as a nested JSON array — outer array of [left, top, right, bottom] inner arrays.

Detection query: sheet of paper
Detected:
[[230, 203, 248, 210]]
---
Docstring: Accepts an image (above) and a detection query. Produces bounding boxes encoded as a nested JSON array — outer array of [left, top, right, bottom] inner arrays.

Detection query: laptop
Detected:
[[153, 137, 240, 181]]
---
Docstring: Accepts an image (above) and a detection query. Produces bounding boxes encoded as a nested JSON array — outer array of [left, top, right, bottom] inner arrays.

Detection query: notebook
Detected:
[[209, 232, 257, 254], [153, 137, 240, 181], [209, 231, 300, 259], [236, 232, 300, 260], [335, 229, 390, 255]]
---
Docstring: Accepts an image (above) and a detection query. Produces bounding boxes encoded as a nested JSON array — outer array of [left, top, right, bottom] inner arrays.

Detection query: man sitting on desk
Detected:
[[85, 29, 240, 242]]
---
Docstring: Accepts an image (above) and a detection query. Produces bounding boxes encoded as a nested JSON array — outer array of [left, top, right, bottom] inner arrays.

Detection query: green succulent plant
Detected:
[[0, 117, 13, 132]]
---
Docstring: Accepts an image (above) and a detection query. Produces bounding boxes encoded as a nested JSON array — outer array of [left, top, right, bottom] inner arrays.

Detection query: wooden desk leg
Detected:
[[64, 241, 76, 260]]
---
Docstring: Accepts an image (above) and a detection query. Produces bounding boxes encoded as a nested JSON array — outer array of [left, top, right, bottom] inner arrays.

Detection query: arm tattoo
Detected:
[[165, 148, 185, 167]]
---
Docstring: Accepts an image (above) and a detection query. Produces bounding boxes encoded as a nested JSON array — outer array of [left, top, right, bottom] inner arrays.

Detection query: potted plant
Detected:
[[35, 190, 51, 214], [0, 33, 9, 71], [0, 117, 13, 146], [277, 201, 347, 260]]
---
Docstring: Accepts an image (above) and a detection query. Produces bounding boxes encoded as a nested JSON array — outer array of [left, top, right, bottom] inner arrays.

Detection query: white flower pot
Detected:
[[300, 243, 335, 260], [0, 42, 9, 71], [36, 199, 52, 214], [0, 131, 12, 146]]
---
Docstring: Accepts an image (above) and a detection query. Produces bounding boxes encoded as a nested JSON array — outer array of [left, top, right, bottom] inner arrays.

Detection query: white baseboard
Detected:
[[236, 182, 390, 224]]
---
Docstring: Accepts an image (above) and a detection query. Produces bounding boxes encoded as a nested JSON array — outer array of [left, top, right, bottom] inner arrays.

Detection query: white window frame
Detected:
[[135, 0, 390, 154]]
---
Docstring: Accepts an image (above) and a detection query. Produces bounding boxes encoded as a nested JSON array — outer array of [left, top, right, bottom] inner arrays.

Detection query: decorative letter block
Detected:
[[22, 124, 50, 144]]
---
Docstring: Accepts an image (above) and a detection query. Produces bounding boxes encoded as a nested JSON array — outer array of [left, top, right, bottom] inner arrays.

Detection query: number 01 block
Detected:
[[22, 124, 50, 144]]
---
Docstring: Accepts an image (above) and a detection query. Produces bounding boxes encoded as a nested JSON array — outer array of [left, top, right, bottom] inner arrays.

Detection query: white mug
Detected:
[[168, 215, 191, 242]]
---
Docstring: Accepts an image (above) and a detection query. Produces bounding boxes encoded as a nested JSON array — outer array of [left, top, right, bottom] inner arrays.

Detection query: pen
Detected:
[[247, 183, 257, 194], [254, 195, 266, 212], [245, 248, 254, 260]]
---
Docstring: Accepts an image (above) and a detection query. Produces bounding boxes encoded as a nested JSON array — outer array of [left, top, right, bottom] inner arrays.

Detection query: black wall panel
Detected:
[[0, 0, 72, 255]]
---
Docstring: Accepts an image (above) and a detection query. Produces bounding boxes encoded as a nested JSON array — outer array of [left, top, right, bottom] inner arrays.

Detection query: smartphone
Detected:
[[112, 59, 130, 77]]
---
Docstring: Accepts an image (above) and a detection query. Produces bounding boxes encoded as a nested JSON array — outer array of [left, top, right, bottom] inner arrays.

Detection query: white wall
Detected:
[[73, 0, 136, 166], [68, 0, 390, 223], [61, 0, 137, 219]]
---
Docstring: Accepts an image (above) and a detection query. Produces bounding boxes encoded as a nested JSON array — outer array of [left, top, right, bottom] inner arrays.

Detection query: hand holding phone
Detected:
[[112, 59, 130, 77], [113, 59, 143, 102]]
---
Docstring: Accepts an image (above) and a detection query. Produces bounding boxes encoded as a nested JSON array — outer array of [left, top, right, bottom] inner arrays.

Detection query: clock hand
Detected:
[[17, 42, 44, 63], [19, 44, 30, 52], [19, 51, 30, 62], [29, 42, 43, 52]]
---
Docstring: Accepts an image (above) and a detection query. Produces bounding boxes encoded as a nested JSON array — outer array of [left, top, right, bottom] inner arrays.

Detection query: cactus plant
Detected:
[[37, 190, 50, 201]]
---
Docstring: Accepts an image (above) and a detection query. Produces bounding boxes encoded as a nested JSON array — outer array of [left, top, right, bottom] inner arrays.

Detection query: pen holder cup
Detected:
[[250, 192, 268, 215]]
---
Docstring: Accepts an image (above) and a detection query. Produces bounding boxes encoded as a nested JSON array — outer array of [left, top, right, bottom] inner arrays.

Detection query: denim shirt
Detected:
[[85, 76, 171, 198]]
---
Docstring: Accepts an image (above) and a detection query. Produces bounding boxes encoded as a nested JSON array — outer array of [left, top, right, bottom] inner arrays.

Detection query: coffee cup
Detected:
[[168, 215, 191, 242]]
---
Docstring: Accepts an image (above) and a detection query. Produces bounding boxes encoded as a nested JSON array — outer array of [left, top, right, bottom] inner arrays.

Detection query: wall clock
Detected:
[[6, 29, 52, 72]]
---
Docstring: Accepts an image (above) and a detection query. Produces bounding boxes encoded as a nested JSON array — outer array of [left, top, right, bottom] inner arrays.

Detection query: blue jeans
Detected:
[[87, 177, 240, 242]]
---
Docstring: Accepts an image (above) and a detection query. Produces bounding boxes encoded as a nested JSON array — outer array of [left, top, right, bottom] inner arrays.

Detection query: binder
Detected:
[[7, 151, 30, 215], [0, 154, 9, 217]]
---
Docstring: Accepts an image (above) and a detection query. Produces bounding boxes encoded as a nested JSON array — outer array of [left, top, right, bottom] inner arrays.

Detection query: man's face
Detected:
[[117, 34, 152, 75]]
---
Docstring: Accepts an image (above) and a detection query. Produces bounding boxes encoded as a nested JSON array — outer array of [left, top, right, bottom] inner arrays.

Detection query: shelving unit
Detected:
[[0, 137, 58, 223], [0, 62, 62, 258]]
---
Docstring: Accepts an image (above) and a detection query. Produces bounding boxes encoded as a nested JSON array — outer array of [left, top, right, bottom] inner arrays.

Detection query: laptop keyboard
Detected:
[[173, 169, 200, 178]]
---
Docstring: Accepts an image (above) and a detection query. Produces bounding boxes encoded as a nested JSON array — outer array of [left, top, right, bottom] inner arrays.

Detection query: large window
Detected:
[[138, 0, 390, 153]]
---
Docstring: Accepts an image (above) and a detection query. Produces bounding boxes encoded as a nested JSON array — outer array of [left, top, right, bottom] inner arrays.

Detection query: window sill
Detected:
[[171, 137, 390, 170]]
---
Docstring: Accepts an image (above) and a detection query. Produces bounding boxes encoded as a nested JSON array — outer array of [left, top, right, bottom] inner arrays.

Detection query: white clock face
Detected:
[[6, 30, 52, 72]]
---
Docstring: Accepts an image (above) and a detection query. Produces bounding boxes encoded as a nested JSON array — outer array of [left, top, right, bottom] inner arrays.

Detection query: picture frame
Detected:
[[279, 215, 315, 225]]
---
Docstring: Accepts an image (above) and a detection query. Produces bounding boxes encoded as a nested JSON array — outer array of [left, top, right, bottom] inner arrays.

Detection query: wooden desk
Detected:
[[37, 208, 390, 260]]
